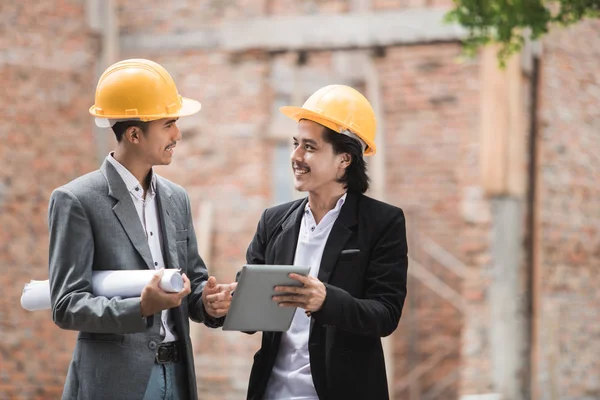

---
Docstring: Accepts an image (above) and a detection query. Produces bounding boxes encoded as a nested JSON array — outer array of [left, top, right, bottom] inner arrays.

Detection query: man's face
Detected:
[[291, 119, 346, 193], [133, 118, 181, 166]]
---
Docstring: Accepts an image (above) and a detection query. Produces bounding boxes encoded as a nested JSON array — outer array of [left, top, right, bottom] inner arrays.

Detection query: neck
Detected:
[[112, 148, 152, 192], [307, 185, 347, 224]]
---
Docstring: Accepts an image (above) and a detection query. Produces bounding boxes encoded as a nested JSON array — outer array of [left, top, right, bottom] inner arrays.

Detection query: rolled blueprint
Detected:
[[21, 269, 184, 311]]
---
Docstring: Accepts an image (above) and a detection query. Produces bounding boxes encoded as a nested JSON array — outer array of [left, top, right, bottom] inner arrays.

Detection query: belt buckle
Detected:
[[155, 343, 178, 364]]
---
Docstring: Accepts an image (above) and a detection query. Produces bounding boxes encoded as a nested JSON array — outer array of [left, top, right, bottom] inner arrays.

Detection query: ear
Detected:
[[125, 126, 142, 144], [339, 153, 352, 169]]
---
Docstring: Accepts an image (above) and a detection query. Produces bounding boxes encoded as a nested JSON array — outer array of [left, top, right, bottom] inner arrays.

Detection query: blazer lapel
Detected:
[[275, 198, 307, 265], [317, 192, 358, 284], [101, 160, 154, 270], [155, 179, 180, 270]]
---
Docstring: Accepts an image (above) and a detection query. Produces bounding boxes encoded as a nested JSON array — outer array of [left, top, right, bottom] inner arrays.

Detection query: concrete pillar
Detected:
[[489, 198, 527, 400], [479, 47, 529, 400]]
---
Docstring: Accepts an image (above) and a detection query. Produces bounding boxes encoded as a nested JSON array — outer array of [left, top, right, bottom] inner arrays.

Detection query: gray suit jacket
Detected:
[[48, 160, 220, 400]]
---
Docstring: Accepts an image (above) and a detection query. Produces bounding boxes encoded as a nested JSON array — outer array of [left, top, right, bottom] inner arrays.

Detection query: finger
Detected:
[[165, 293, 183, 308], [273, 295, 307, 303], [210, 309, 229, 317], [176, 274, 191, 296], [216, 282, 237, 293], [211, 296, 234, 308], [203, 277, 218, 297], [179, 285, 191, 298], [150, 269, 165, 286], [214, 284, 230, 293], [206, 276, 217, 290], [288, 273, 310, 284], [206, 292, 227, 303], [278, 302, 305, 308], [274, 285, 307, 294]]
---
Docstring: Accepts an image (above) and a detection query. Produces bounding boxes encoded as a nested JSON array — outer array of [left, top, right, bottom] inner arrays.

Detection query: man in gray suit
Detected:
[[48, 59, 234, 400]]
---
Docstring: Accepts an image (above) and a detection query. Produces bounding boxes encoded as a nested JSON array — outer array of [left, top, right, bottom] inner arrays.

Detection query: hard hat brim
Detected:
[[279, 106, 376, 156], [178, 97, 202, 118], [89, 97, 201, 124]]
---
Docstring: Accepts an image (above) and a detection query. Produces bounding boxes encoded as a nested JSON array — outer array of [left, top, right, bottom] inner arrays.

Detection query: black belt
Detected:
[[155, 341, 181, 364]]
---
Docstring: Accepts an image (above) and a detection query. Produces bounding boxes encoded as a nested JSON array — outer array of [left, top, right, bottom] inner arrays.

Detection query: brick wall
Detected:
[[0, 2, 99, 399], [536, 19, 600, 399], [377, 43, 485, 398]]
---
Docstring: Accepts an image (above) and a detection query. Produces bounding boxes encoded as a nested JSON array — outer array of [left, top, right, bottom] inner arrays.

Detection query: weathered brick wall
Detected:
[[536, 20, 600, 400], [0, 2, 99, 399], [377, 43, 485, 398]]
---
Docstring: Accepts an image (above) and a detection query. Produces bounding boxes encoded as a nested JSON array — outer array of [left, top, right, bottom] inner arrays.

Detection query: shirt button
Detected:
[[135, 187, 140, 191], [148, 341, 157, 350], [150, 232, 153, 236], [154, 262, 158, 266], [311, 227, 315, 231]]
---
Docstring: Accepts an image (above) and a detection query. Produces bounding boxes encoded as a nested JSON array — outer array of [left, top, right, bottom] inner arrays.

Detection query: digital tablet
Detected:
[[223, 264, 311, 332]]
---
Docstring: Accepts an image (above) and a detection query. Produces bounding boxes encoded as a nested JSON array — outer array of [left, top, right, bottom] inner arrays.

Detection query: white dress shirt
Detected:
[[264, 193, 347, 400], [107, 154, 177, 343]]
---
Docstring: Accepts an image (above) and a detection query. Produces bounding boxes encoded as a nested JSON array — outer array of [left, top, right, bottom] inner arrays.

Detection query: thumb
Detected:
[[206, 276, 217, 291], [151, 269, 165, 286]]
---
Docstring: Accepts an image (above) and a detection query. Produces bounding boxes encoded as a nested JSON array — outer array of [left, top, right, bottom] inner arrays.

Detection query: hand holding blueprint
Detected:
[[21, 269, 184, 311]]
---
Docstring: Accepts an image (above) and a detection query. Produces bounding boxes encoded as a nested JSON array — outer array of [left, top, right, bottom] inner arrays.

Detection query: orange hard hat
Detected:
[[280, 85, 377, 156], [89, 59, 200, 124]]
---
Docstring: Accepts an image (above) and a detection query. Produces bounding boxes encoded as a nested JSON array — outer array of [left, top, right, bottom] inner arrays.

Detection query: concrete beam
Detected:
[[121, 8, 466, 53]]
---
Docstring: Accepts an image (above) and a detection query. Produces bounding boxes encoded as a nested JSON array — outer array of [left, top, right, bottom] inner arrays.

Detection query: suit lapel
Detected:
[[101, 160, 154, 270], [317, 192, 358, 284], [155, 179, 180, 270], [275, 198, 307, 266]]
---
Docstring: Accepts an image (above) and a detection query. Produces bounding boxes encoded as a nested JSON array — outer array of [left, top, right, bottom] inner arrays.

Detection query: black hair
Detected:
[[322, 127, 370, 193], [112, 120, 150, 142]]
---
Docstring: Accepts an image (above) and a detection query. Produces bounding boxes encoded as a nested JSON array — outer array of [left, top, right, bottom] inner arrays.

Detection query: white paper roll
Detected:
[[20, 280, 51, 311], [21, 269, 184, 312]]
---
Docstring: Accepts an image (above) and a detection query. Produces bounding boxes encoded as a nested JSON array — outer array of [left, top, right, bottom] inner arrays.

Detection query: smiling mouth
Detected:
[[293, 165, 310, 176], [165, 144, 176, 153]]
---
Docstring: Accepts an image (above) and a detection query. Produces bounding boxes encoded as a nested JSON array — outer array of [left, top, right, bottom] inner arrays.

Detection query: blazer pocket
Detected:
[[341, 249, 360, 255], [338, 250, 361, 264], [78, 332, 124, 343], [175, 229, 188, 243]]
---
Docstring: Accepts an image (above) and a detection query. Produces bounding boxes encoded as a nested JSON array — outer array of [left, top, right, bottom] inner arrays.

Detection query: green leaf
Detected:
[[445, 0, 599, 66]]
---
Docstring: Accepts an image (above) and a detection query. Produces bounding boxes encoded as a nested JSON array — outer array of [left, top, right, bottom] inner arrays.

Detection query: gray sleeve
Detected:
[[48, 188, 149, 334]]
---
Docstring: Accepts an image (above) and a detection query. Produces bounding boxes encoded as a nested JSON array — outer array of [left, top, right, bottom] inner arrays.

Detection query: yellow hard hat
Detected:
[[280, 85, 377, 156], [89, 59, 201, 123]]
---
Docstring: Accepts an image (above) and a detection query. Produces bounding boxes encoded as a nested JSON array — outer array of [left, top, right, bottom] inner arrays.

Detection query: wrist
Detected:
[[140, 301, 150, 317]]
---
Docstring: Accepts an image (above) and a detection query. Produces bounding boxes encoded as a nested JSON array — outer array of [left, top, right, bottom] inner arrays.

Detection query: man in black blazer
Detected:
[[244, 85, 408, 400]]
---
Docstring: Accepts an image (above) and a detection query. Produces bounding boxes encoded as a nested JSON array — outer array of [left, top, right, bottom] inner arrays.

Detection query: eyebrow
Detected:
[[163, 118, 178, 126], [292, 137, 319, 146]]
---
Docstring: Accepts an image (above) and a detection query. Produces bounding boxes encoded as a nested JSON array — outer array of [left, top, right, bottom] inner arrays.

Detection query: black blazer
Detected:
[[245, 191, 408, 400]]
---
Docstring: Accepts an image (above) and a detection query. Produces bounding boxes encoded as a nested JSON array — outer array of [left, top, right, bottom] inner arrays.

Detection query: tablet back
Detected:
[[223, 264, 310, 332]]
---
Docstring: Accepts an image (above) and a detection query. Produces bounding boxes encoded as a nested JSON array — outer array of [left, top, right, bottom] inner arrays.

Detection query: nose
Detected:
[[291, 145, 304, 164], [173, 123, 182, 142]]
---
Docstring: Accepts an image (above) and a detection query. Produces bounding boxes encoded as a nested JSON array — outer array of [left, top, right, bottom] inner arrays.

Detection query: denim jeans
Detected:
[[143, 359, 189, 400]]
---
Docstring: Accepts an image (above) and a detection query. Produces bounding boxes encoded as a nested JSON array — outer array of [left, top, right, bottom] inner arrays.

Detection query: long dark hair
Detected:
[[322, 127, 370, 193]]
